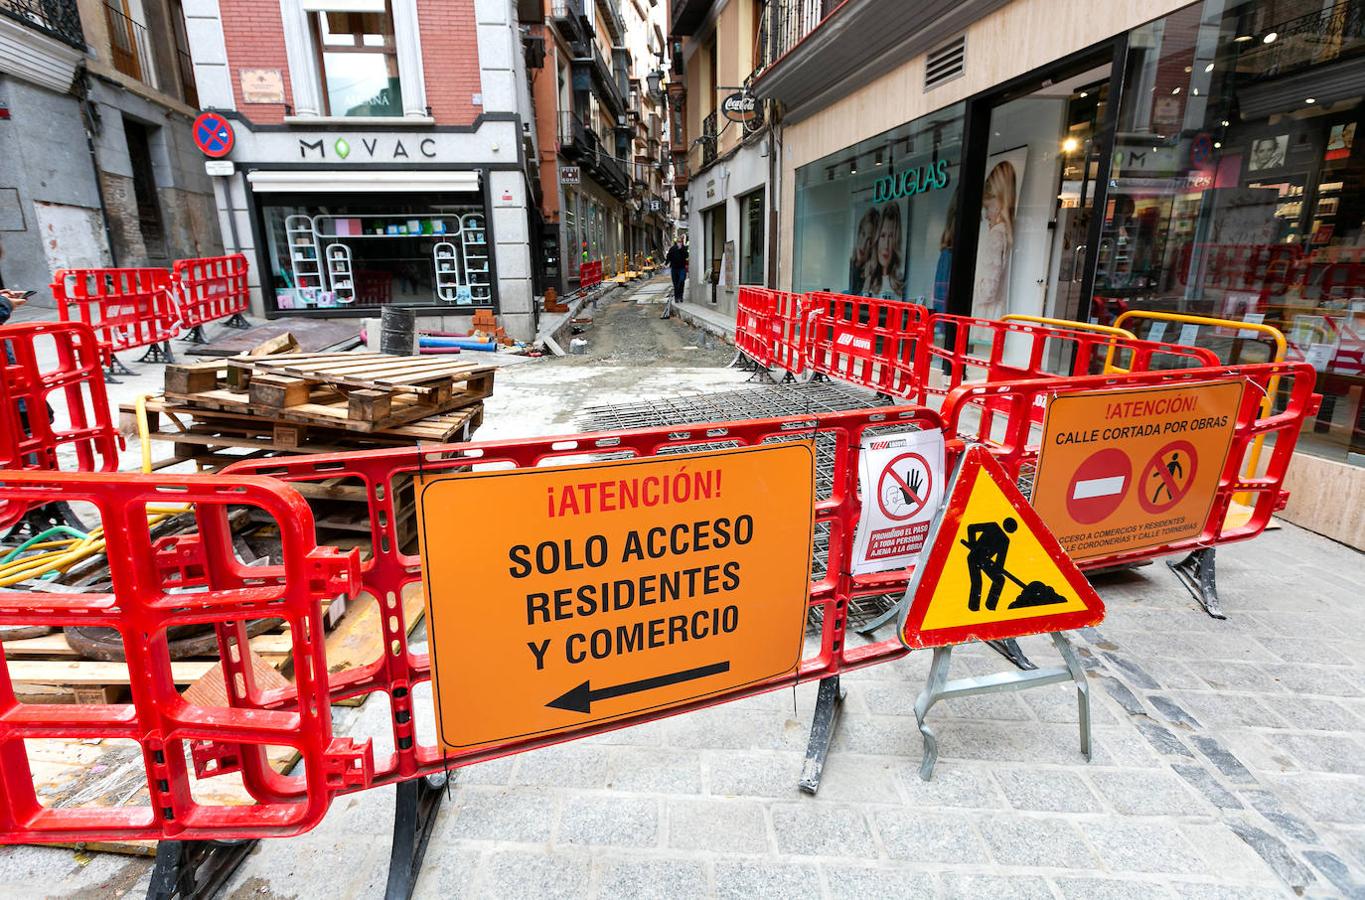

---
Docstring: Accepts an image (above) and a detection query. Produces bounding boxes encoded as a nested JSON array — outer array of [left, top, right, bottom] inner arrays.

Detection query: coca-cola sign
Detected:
[[722, 92, 758, 123]]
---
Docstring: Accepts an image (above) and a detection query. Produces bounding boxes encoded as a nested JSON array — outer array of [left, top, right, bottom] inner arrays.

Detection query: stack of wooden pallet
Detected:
[[128, 351, 494, 469]]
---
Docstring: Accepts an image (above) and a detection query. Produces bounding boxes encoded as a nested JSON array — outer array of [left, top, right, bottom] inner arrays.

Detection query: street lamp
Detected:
[[647, 69, 662, 99]]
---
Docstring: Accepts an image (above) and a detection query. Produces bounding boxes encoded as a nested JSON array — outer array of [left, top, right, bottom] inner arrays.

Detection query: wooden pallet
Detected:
[[164, 353, 494, 433]]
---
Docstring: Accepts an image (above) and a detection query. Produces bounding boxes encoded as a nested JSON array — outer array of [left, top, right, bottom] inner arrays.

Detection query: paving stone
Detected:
[[558, 794, 658, 848], [1019, 680, 1118, 725], [438, 787, 556, 844], [664, 707, 807, 752], [770, 803, 876, 858], [1224, 821, 1318, 892], [938, 873, 1054, 899], [607, 747, 704, 794], [480, 850, 591, 900], [1089, 768, 1212, 816], [1148, 695, 1202, 729], [1303, 849, 1365, 899], [1052, 876, 1177, 899], [1272, 774, 1365, 824], [595, 856, 709, 899], [831, 713, 922, 755], [665, 798, 769, 854], [1186, 660, 1288, 694], [713, 860, 822, 900], [454, 755, 517, 785], [1083, 820, 1205, 874], [807, 753, 901, 804], [1190, 734, 1259, 784], [1134, 657, 1208, 690], [411, 847, 482, 899], [703, 750, 805, 798], [894, 762, 1006, 809], [1165, 882, 1301, 900], [872, 809, 985, 863], [511, 745, 612, 789], [979, 815, 1097, 869], [1132, 718, 1194, 757], [1171, 764, 1242, 809], [1099, 651, 1161, 689], [1267, 732, 1365, 776], [1260, 663, 1361, 698], [1240, 789, 1320, 844], [1173, 692, 1285, 729], [822, 864, 936, 899], [1258, 696, 1363, 732], [1096, 675, 1147, 716], [993, 767, 1103, 812]]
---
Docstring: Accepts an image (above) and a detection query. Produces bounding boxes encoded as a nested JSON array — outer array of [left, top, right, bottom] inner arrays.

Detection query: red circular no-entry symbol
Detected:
[[1066, 447, 1132, 525], [192, 112, 235, 158], [876, 452, 932, 522], [1139, 440, 1198, 514]]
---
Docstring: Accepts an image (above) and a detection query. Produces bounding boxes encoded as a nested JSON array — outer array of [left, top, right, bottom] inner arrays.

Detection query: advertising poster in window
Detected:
[[972, 146, 1027, 321], [849, 198, 907, 300]]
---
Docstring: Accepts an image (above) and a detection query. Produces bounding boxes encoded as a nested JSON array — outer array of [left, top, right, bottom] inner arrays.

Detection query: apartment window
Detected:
[[311, 4, 402, 117], [739, 189, 764, 285]]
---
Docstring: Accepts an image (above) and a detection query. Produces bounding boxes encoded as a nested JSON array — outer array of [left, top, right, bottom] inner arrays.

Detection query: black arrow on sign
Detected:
[[546, 661, 731, 714]]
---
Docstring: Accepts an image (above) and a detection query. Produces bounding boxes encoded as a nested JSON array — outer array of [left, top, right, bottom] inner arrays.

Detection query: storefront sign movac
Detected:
[[871, 159, 951, 204], [298, 136, 441, 160]]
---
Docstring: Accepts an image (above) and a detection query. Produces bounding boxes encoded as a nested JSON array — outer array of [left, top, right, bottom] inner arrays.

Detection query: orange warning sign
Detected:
[[1031, 380, 1244, 561], [416, 443, 815, 750], [899, 446, 1105, 649]]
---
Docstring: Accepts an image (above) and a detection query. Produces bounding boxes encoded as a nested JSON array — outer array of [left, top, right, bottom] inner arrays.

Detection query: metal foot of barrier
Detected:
[[384, 773, 449, 900], [853, 602, 901, 637], [914, 632, 1091, 781], [727, 349, 746, 369], [1169, 548, 1223, 619], [146, 839, 256, 900], [225, 313, 251, 329], [986, 638, 1037, 671], [138, 341, 176, 364], [3, 501, 89, 542], [798, 675, 846, 795], [106, 355, 136, 382], [180, 325, 208, 344]]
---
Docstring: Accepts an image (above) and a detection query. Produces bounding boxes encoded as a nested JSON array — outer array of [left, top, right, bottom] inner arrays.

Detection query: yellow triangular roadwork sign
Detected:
[[899, 445, 1105, 649]]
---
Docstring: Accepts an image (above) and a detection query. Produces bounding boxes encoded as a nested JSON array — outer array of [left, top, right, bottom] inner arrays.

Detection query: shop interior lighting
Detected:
[[1061, 137, 1081, 153], [1214, 141, 1222, 148], [1172, 86, 1181, 94], [1221, 119, 1231, 126], [1263, 31, 1277, 43], [1306, 97, 1316, 104], [1233, 34, 1253, 42], [1205, 63, 1215, 72], [1079, 91, 1088, 98]]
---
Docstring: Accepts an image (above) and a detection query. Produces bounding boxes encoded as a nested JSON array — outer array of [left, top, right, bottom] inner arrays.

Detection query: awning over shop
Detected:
[[246, 170, 482, 193]]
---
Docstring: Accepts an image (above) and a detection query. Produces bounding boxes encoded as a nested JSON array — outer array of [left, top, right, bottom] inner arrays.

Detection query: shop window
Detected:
[[793, 103, 965, 308], [310, 3, 402, 117], [739, 189, 765, 285], [1098, 0, 1365, 464], [259, 193, 491, 312]]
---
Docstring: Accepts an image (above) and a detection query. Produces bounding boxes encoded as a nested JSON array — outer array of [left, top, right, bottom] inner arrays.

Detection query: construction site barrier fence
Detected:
[[579, 260, 604, 289], [173, 254, 251, 335], [0, 321, 122, 532], [52, 268, 180, 366]]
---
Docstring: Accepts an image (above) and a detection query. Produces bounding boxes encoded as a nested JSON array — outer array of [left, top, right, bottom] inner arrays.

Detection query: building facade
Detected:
[[0, 0, 221, 305], [183, 0, 540, 339], [752, 0, 1365, 542], [669, 0, 773, 314]]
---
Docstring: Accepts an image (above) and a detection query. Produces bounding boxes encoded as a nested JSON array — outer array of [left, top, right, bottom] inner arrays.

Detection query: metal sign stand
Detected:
[[913, 631, 1091, 781], [1168, 548, 1222, 619], [798, 675, 845, 794], [384, 774, 448, 900], [146, 839, 256, 900]]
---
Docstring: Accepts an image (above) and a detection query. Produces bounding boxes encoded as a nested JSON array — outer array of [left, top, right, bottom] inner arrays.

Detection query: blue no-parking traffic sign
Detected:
[[192, 112, 235, 159]]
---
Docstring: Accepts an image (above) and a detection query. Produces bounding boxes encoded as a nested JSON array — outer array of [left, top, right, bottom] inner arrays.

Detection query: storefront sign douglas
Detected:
[[871, 159, 951, 204]]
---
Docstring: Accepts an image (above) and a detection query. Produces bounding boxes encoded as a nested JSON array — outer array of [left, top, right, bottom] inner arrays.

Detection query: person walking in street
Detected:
[[663, 238, 688, 319]]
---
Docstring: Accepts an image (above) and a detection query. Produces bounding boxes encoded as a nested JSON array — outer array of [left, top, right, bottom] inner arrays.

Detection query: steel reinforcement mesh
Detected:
[[576, 382, 907, 633]]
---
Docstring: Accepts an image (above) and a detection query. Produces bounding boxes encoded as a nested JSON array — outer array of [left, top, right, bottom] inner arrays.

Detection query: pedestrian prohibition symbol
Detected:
[[415, 443, 815, 749], [898, 445, 1105, 650], [192, 111, 235, 158]]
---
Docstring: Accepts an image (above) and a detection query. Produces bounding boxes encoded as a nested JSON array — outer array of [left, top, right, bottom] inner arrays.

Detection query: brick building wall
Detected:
[[416, 0, 483, 124], [219, 0, 293, 123]]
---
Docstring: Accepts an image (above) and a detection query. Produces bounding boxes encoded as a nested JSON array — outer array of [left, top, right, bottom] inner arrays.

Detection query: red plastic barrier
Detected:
[[940, 361, 1320, 565], [0, 322, 122, 531], [736, 286, 777, 367], [768, 290, 811, 375], [223, 407, 943, 788], [51, 267, 178, 365], [173, 254, 249, 332], [803, 292, 928, 398], [0, 472, 369, 843], [579, 260, 604, 289]]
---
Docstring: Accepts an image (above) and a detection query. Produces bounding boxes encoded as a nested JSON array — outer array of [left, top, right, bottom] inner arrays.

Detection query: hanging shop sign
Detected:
[[417, 443, 816, 750], [900, 445, 1105, 650], [1030, 380, 1244, 562], [560, 166, 581, 185], [871, 160, 951, 204], [722, 92, 758, 124], [850, 429, 945, 575]]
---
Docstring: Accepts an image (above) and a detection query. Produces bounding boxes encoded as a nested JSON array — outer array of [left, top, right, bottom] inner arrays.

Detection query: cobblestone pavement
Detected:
[[1, 281, 1363, 898]]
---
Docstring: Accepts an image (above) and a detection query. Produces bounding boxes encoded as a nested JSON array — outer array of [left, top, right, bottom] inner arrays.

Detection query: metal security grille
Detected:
[[925, 35, 966, 91]]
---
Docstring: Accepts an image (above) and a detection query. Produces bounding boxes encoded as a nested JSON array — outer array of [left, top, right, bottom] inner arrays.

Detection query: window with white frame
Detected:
[[307, 1, 402, 116]]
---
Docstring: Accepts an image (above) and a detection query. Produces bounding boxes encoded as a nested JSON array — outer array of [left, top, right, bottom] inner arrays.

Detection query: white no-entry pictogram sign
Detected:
[[851, 429, 945, 575]]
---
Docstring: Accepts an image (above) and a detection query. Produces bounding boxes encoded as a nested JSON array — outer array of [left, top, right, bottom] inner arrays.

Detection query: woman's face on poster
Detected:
[[877, 216, 898, 268], [856, 219, 876, 265]]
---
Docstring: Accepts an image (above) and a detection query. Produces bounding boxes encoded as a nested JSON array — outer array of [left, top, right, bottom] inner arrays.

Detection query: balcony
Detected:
[[572, 42, 625, 119], [558, 111, 629, 199], [670, 0, 708, 38], [105, 0, 153, 83], [751, 0, 1010, 119], [0, 0, 83, 48], [550, 0, 587, 43]]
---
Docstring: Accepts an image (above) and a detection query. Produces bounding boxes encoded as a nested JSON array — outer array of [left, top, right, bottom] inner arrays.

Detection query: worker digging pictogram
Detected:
[[961, 516, 1067, 613]]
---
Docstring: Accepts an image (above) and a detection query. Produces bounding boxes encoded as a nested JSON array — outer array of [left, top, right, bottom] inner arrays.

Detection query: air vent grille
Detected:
[[925, 35, 966, 91]]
